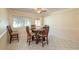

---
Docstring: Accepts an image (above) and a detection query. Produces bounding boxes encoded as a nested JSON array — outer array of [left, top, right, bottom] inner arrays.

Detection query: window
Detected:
[[35, 20, 41, 27], [35, 19, 41, 29], [25, 19, 31, 27], [13, 16, 31, 28]]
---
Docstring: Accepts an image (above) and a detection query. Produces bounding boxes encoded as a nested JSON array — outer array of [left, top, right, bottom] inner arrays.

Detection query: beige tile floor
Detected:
[[6, 29, 79, 50]]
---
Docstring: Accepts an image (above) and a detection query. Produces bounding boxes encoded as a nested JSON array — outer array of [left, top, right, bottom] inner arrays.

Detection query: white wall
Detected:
[[0, 8, 8, 35], [44, 9, 79, 40], [0, 32, 8, 49], [0, 8, 9, 49]]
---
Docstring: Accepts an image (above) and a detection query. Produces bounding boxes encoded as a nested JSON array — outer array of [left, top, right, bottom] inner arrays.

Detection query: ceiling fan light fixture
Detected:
[[34, 8, 47, 13]]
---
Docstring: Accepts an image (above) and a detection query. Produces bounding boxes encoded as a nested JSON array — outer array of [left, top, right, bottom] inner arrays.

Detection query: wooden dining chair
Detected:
[[31, 25, 36, 33], [41, 26, 49, 47], [31, 25, 37, 41], [7, 25, 19, 43], [26, 26, 32, 45]]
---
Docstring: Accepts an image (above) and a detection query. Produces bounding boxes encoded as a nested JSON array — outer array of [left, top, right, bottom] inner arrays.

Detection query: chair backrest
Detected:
[[31, 25, 36, 29], [26, 26, 31, 37], [42, 26, 49, 36], [31, 25, 36, 32], [7, 25, 12, 35]]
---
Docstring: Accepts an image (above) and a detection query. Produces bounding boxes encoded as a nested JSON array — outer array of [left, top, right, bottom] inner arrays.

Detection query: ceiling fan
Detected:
[[34, 8, 47, 13]]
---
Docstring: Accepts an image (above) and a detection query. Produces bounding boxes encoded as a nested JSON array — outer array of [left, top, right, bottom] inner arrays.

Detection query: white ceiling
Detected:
[[9, 8, 66, 16]]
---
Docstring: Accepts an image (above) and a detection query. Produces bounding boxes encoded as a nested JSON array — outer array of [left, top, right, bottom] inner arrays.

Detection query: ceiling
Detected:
[[9, 8, 66, 16]]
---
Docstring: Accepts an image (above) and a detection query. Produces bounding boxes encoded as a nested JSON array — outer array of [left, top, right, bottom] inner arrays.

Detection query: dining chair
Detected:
[[7, 25, 19, 43], [31, 25, 37, 41], [41, 26, 49, 47], [26, 26, 32, 45], [31, 25, 36, 33]]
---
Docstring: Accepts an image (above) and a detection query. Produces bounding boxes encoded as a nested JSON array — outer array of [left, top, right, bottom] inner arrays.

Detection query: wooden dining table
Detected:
[[32, 28, 43, 44]]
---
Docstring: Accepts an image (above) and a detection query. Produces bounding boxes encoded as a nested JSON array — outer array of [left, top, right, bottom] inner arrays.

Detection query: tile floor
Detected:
[[6, 29, 79, 50]]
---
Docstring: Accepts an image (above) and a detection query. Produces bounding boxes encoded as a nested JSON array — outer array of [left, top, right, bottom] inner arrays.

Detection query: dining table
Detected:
[[32, 28, 43, 44]]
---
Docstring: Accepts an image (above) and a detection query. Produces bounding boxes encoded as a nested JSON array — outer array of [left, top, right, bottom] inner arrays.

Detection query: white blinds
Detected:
[[13, 16, 31, 28]]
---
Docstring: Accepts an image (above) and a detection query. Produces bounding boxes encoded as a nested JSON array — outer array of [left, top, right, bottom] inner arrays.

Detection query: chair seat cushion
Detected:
[[11, 32, 18, 35]]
